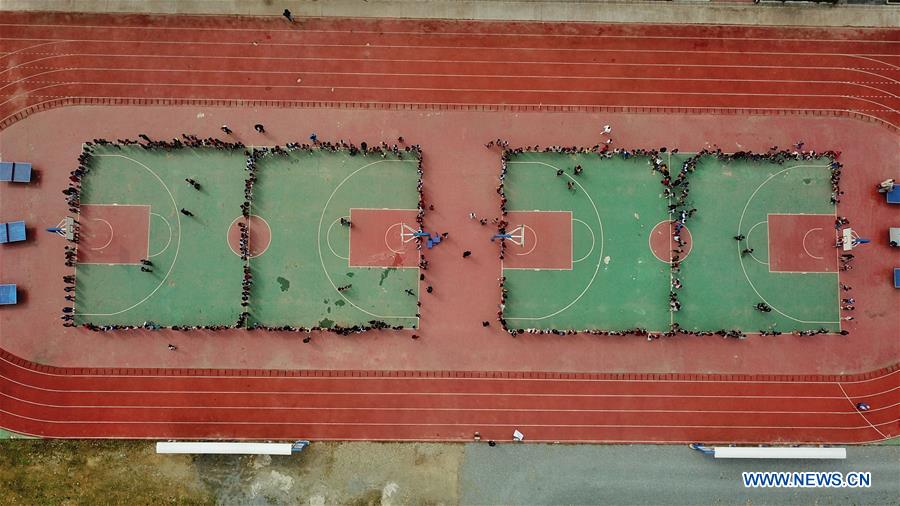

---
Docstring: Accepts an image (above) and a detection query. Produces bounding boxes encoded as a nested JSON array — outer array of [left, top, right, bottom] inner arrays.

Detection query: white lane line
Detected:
[[837, 382, 887, 439], [2, 408, 896, 431]]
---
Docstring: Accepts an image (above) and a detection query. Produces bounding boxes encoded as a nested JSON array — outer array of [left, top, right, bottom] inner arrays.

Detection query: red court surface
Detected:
[[348, 209, 419, 268], [0, 12, 897, 443], [226, 215, 271, 258], [76, 204, 149, 264], [502, 211, 572, 270], [767, 214, 838, 273], [649, 220, 693, 263]]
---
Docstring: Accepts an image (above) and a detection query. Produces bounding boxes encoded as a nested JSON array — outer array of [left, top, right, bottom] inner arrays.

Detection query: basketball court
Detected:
[[238, 150, 421, 328], [502, 152, 671, 332], [501, 151, 841, 334]]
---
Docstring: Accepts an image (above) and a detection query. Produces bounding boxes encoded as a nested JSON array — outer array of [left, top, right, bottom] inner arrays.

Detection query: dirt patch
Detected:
[[0, 440, 212, 505], [196, 442, 463, 505], [0, 441, 463, 505]]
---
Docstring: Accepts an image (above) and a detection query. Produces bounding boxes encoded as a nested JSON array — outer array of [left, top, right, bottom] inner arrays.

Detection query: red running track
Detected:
[[0, 14, 898, 129], [0, 13, 898, 442], [2, 350, 898, 443]]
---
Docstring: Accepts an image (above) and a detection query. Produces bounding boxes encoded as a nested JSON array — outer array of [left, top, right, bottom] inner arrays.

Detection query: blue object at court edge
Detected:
[[887, 186, 900, 204], [894, 268, 900, 289], [0, 162, 32, 182], [0, 284, 17, 305], [0, 162, 13, 181], [0, 221, 26, 243], [12, 162, 32, 182]]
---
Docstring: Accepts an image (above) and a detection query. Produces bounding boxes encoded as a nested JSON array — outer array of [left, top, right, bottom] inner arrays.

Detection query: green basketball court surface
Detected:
[[74, 145, 420, 329], [501, 151, 840, 334]]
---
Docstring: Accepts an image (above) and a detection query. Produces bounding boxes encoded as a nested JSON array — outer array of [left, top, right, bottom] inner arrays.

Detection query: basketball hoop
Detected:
[[507, 225, 526, 247], [399, 223, 418, 243]]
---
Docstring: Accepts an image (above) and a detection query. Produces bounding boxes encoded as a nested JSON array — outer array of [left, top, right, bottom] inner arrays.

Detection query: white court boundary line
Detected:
[[737, 165, 839, 325], [76, 154, 181, 317], [504, 162, 604, 321], [317, 163, 419, 320], [148, 212, 172, 258], [325, 216, 350, 260], [746, 220, 769, 266], [346, 207, 419, 270], [512, 224, 538, 256], [502, 211, 573, 269], [572, 218, 596, 263], [803, 228, 826, 260], [74, 203, 152, 264], [86, 217, 112, 251], [765, 213, 837, 274], [225, 214, 271, 259]]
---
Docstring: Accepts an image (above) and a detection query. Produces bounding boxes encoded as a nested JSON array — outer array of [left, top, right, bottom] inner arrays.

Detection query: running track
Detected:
[[0, 13, 898, 442]]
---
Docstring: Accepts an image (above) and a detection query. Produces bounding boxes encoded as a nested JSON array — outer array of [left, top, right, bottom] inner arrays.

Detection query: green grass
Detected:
[[502, 151, 839, 333], [503, 152, 671, 331], [75, 146, 246, 326], [0, 429, 36, 439], [248, 151, 420, 328]]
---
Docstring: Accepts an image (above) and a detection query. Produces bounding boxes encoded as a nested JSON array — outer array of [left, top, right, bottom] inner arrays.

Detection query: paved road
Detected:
[[460, 444, 900, 505]]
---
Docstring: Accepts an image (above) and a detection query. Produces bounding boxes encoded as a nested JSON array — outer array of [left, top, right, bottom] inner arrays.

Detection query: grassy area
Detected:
[[0, 429, 36, 439], [0, 440, 213, 505]]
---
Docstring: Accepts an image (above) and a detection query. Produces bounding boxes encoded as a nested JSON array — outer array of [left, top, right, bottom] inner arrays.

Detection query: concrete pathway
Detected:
[[1, 0, 897, 27], [459, 443, 900, 505]]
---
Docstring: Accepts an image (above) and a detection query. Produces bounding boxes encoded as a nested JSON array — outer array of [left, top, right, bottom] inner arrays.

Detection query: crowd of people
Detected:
[[65, 133, 426, 336], [488, 137, 848, 340]]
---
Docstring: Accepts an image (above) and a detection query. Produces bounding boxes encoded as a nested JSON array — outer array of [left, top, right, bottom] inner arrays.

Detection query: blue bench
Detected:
[[0, 284, 16, 305], [0, 162, 32, 183], [0, 221, 26, 243], [895, 268, 900, 289], [887, 186, 900, 205]]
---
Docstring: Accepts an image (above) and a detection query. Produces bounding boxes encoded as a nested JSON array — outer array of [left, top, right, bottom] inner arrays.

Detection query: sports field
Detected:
[[501, 151, 840, 334], [74, 144, 421, 329], [248, 150, 420, 328]]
